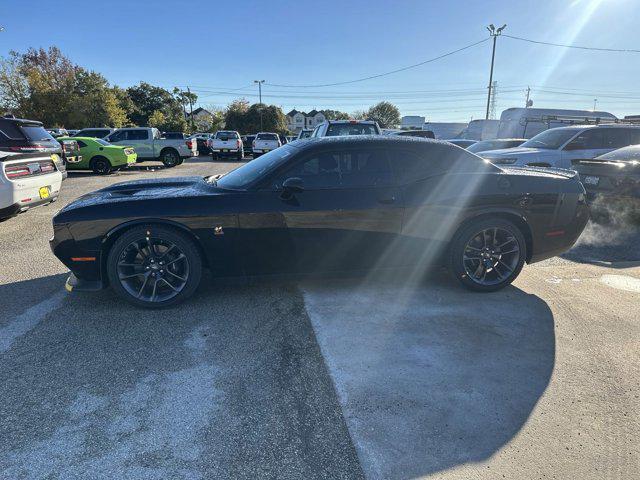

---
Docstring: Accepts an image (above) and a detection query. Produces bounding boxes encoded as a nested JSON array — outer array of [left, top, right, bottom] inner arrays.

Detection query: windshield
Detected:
[[326, 123, 378, 136], [521, 128, 578, 150], [215, 144, 295, 189], [298, 130, 313, 139], [598, 145, 640, 162]]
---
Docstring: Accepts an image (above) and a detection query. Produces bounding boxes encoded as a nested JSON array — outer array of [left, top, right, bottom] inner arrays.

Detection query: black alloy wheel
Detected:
[[450, 218, 526, 292], [107, 225, 202, 308]]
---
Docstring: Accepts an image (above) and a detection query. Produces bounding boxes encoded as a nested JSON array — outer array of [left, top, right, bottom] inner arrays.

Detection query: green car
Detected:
[[59, 136, 137, 174]]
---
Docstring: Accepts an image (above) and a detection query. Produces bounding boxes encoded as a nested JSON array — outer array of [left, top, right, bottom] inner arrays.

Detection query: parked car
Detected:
[[62, 136, 137, 174], [252, 132, 281, 157], [242, 135, 256, 156], [106, 127, 197, 167], [445, 139, 477, 149], [189, 133, 213, 155], [0, 116, 66, 179], [209, 131, 243, 161], [51, 136, 589, 308], [279, 134, 288, 145], [1, 151, 62, 220], [481, 125, 640, 169], [466, 138, 526, 154], [311, 120, 381, 137], [296, 129, 313, 140], [57, 138, 82, 165], [162, 132, 187, 139], [388, 130, 435, 139], [47, 128, 68, 138], [572, 144, 640, 218], [67, 129, 79, 136], [75, 128, 116, 138]]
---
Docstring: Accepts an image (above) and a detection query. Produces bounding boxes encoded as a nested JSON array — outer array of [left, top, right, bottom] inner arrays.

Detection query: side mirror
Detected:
[[282, 177, 304, 195]]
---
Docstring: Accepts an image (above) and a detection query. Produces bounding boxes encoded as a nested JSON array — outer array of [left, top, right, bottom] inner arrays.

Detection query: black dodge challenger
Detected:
[[51, 136, 590, 308]]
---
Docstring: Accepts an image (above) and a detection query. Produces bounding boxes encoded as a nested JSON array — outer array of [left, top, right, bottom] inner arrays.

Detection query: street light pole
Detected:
[[254, 80, 265, 130], [485, 24, 506, 120]]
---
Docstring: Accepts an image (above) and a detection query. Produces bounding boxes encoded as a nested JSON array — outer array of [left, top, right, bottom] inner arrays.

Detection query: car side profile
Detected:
[[61, 136, 137, 174], [51, 136, 589, 308], [481, 125, 640, 169]]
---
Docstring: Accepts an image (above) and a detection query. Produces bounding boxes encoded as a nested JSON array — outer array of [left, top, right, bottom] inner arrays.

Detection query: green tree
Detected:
[[350, 109, 368, 120], [126, 82, 186, 131], [0, 51, 29, 113], [148, 110, 166, 128], [366, 101, 400, 128], [224, 98, 250, 132], [321, 109, 350, 120], [242, 103, 288, 134]]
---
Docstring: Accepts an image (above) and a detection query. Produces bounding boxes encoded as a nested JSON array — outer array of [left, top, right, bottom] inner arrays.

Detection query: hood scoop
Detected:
[[101, 176, 204, 198]]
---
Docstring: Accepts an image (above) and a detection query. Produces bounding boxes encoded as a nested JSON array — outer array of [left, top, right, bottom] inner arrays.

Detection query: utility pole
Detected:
[[525, 86, 531, 108], [186, 86, 195, 131], [593, 98, 598, 111], [485, 24, 506, 120], [254, 80, 265, 130], [489, 81, 498, 119]]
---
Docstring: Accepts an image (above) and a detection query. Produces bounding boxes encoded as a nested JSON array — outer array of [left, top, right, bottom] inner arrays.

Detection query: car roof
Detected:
[[546, 124, 640, 131], [324, 120, 376, 124], [289, 135, 452, 150], [0, 117, 43, 126]]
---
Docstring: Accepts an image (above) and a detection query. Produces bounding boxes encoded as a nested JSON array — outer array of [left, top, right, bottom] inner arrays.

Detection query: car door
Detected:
[[561, 128, 606, 168], [240, 146, 404, 276], [109, 129, 152, 158]]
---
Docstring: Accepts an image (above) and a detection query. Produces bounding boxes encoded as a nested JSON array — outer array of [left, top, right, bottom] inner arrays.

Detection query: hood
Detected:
[[58, 176, 216, 214], [480, 146, 555, 159]]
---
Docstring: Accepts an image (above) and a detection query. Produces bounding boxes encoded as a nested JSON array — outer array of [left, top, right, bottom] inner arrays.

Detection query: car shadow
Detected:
[[300, 273, 555, 479], [561, 219, 640, 266]]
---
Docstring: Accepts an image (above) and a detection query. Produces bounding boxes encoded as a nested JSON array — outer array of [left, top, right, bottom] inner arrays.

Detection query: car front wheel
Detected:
[[450, 217, 526, 292], [106, 225, 203, 308]]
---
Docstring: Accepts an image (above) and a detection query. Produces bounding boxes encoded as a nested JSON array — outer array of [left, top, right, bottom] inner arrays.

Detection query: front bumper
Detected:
[[65, 272, 105, 292]]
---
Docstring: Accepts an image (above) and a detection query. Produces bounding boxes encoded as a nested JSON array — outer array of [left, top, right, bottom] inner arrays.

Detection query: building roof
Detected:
[[287, 109, 302, 117], [191, 107, 211, 116]]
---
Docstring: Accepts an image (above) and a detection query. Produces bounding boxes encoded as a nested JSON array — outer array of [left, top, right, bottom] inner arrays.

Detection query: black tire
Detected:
[[211, 153, 218, 161], [91, 156, 112, 175], [236, 150, 243, 161], [449, 217, 526, 292], [106, 225, 203, 308], [177, 158, 184, 166], [160, 149, 180, 168]]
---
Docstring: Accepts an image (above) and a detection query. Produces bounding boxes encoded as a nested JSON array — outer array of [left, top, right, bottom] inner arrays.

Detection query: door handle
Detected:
[[377, 195, 396, 204]]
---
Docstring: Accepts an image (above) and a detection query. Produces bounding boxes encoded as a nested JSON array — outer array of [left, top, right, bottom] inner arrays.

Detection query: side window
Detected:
[[128, 130, 148, 141], [108, 130, 126, 142], [628, 129, 640, 145], [567, 129, 604, 149], [76, 140, 87, 148], [389, 149, 434, 184], [274, 149, 392, 190], [602, 129, 631, 149]]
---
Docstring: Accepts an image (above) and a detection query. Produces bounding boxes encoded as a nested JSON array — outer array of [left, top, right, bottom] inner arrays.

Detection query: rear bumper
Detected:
[[0, 195, 58, 219]]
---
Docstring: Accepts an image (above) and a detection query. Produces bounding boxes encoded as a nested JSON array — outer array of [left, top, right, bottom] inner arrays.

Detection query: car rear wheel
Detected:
[[91, 156, 112, 175], [160, 149, 180, 167], [107, 225, 203, 308], [236, 151, 243, 161], [449, 217, 526, 292]]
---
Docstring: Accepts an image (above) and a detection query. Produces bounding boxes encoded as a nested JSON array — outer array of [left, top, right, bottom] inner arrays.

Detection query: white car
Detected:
[[252, 132, 281, 157], [0, 151, 63, 220], [311, 120, 381, 137], [481, 125, 640, 169], [209, 131, 243, 160]]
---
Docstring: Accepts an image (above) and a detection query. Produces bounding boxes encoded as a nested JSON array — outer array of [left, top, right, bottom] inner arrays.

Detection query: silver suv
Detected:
[[311, 120, 381, 137]]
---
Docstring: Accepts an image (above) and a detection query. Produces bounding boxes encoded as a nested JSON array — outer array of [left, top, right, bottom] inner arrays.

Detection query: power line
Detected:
[[503, 34, 640, 53], [264, 38, 490, 88]]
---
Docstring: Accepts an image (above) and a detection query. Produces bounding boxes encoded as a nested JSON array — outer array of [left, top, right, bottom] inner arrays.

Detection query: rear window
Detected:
[[326, 123, 378, 136], [21, 126, 56, 143], [216, 131, 239, 140], [257, 133, 278, 141]]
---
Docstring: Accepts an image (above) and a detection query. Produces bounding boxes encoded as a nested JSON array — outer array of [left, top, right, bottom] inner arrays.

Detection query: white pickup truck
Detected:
[[105, 127, 197, 167], [252, 132, 281, 157], [208, 130, 243, 160]]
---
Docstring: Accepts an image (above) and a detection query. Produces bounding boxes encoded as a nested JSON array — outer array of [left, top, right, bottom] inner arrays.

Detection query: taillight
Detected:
[[4, 165, 31, 179], [237, 139, 241, 148], [186, 140, 193, 149], [206, 139, 212, 147]]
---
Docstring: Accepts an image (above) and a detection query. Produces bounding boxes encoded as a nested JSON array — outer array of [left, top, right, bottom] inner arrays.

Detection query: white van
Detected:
[[496, 107, 617, 139], [481, 124, 640, 169]]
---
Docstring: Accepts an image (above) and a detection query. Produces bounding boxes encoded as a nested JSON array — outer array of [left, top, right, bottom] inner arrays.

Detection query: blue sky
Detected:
[[1, 0, 639, 121]]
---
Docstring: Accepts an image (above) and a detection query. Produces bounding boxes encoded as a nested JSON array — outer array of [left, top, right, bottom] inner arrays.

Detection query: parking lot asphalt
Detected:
[[1, 155, 639, 479]]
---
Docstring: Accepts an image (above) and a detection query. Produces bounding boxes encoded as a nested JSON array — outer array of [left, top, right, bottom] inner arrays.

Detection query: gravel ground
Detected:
[[0, 155, 638, 479]]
